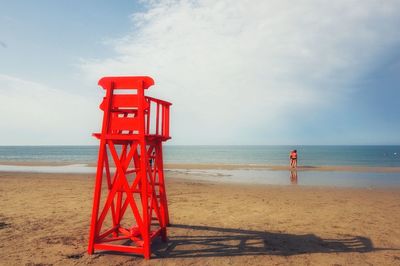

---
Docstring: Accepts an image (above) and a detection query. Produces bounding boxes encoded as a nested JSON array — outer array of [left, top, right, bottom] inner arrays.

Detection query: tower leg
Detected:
[[88, 141, 106, 254]]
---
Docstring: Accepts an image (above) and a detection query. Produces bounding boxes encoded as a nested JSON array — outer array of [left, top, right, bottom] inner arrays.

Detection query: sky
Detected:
[[0, 0, 399, 145]]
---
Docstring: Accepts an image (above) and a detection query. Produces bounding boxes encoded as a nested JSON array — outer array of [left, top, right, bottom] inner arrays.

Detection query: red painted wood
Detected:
[[88, 76, 171, 259]]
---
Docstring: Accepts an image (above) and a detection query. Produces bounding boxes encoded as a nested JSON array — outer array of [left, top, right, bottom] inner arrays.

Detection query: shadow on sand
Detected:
[[151, 224, 386, 258]]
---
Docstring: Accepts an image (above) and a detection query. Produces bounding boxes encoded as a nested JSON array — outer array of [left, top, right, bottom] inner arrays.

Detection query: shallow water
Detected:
[[2, 163, 397, 188], [169, 169, 400, 188]]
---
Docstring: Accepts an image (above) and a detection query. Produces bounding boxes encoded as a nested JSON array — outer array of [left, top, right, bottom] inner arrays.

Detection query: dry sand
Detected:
[[0, 171, 400, 265]]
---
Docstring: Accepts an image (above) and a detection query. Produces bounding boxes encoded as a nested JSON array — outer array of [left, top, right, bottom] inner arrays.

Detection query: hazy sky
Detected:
[[1, 0, 399, 145]]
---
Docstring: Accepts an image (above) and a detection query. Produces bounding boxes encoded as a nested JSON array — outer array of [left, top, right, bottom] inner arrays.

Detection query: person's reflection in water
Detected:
[[290, 170, 298, 185]]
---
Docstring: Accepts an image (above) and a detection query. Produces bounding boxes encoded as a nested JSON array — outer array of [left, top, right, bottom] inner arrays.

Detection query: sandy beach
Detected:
[[0, 169, 400, 265]]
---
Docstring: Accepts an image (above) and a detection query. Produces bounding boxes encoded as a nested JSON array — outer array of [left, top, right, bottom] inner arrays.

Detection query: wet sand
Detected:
[[0, 170, 400, 265], [165, 163, 400, 173]]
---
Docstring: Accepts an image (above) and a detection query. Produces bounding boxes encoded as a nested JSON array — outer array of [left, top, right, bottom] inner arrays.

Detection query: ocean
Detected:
[[0, 145, 399, 167], [1, 145, 400, 187]]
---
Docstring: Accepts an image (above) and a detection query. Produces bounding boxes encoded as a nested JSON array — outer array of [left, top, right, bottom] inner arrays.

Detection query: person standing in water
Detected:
[[290, 149, 298, 168]]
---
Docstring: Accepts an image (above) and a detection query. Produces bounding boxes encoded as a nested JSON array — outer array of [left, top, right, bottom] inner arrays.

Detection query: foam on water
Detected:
[[0, 164, 97, 174]]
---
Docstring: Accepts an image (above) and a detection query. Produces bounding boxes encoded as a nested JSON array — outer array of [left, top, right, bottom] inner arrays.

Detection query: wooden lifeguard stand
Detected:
[[88, 76, 171, 259]]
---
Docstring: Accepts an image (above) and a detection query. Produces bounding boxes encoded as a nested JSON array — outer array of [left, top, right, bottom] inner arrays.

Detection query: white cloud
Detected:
[[80, 0, 400, 144], [0, 74, 100, 145]]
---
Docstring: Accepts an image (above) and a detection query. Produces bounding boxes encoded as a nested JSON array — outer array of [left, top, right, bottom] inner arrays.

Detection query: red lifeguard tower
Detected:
[[88, 76, 171, 259]]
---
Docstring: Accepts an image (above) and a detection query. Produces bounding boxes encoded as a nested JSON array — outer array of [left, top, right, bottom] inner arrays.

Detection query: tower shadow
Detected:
[[152, 224, 387, 258]]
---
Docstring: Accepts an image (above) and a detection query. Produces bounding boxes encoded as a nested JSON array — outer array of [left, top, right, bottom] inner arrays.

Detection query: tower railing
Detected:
[[144, 96, 171, 140]]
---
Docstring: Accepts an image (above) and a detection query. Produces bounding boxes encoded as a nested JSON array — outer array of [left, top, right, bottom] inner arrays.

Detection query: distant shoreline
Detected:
[[166, 163, 400, 173], [1, 161, 400, 173], [1, 145, 399, 168]]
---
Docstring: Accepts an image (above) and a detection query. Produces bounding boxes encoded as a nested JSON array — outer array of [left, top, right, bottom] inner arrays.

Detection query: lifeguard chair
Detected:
[[88, 76, 171, 259]]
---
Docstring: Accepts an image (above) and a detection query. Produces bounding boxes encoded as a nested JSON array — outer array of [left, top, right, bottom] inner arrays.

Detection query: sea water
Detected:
[[0, 145, 399, 167], [0, 145, 399, 187]]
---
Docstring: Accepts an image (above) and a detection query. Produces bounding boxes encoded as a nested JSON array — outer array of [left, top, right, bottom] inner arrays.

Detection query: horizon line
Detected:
[[0, 144, 399, 147]]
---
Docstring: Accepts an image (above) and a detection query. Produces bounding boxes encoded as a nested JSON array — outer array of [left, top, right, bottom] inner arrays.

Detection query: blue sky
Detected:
[[0, 0, 399, 145], [0, 1, 140, 91]]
